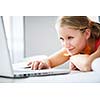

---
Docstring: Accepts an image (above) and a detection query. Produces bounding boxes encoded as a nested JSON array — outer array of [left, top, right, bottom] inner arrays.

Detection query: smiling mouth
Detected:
[[67, 48, 76, 55], [68, 48, 75, 52], [69, 48, 74, 51], [69, 48, 80, 55], [66, 48, 73, 56]]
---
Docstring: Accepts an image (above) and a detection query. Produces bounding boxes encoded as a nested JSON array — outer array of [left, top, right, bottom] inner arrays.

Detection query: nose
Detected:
[[63, 40, 71, 49]]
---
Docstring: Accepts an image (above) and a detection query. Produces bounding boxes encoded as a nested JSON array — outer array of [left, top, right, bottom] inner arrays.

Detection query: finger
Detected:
[[32, 61, 40, 70], [71, 63, 79, 70], [27, 62, 32, 66], [71, 63, 75, 69], [69, 62, 77, 70], [38, 62, 44, 70]]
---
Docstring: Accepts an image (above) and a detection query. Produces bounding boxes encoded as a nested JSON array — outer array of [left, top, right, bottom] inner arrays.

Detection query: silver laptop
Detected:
[[0, 16, 70, 78]]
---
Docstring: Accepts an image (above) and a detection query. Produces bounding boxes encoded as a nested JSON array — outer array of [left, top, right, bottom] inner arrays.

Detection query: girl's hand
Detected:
[[69, 62, 79, 71], [70, 54, 92, 72], [27, 60, 51, 70]]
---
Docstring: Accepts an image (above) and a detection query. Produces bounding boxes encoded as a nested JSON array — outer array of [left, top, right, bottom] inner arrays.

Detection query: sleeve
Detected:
[[95, 39, 100, 51]]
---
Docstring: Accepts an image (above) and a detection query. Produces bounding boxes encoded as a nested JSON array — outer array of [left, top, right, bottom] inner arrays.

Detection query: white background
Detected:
[[0, 0, 100, 100]]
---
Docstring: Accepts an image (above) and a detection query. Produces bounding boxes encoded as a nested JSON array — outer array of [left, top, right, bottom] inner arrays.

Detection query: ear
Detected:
[[85, 29, 91, 40]]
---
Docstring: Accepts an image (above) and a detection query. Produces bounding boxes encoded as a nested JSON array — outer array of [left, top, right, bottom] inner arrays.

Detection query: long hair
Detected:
[[56, 16, 100, 39]]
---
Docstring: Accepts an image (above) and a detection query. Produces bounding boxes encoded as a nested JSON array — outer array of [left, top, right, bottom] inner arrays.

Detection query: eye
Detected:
[[60, 37, 64, 41], [68, 36, 74, 40]]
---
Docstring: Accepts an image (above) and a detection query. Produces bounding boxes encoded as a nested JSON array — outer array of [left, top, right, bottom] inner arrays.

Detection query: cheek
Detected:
[[60, 40, 64, 47], [61, 42, 66, 48], [71, 38, 87, 50], [78, 40, 87, 51]]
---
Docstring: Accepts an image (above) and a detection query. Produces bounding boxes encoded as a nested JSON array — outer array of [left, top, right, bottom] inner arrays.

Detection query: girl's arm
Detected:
[[70, 46, 100, 72], [27, 48, 70, 70], [47, 48, 70, 68]]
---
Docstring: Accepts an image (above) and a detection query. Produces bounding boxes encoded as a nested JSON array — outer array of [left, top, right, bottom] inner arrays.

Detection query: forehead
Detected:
[[59, 26, 81, 36]]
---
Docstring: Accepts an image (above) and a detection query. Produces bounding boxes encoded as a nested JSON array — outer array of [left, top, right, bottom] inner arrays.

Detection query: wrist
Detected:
[[42, 58, 51, 68]]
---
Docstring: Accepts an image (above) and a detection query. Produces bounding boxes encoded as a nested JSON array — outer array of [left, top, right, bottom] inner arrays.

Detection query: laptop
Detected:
[[0, 16, 70, 78]]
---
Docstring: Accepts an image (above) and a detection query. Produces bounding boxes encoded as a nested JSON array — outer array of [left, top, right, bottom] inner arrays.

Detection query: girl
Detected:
[[28, 16, 100, 72]]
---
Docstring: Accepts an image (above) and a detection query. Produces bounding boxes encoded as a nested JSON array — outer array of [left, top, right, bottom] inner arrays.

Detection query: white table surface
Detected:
[[0, 70, 100, 83], [0, 56, 100, 83]]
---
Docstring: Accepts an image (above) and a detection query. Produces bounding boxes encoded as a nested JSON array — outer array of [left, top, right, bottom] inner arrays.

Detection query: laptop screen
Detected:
[[0, 16, 13, 77]]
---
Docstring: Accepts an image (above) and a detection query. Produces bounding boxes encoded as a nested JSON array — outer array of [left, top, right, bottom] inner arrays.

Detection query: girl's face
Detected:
[[59, 26, 89, 55]]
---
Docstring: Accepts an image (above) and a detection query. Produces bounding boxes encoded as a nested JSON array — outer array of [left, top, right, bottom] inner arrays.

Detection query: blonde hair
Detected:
[[56, 16, 100, 39]]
